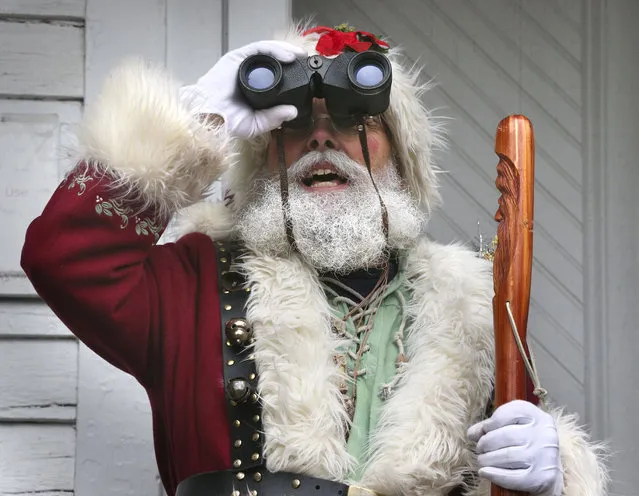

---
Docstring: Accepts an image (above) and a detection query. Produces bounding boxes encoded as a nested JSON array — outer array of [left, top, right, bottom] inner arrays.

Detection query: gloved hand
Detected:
[[180, 40, 306, 139], [467, 400, 563, 496]]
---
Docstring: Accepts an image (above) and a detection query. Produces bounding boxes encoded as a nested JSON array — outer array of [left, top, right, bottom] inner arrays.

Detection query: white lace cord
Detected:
[[322, 274, 412, 403], [505, 301, 548, 407], [380, 290, 408, 400], [350, 291, 387, 380], [322, 278, 365, 302], [322, 279, 378, 383], [322, 281, 364, 341]]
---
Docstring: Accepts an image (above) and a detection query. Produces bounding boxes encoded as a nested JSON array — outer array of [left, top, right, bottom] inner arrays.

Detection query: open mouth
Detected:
[[301, 165, 349, 189]]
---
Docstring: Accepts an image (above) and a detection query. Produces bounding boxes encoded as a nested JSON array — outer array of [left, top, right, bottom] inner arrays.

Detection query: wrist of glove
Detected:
[[468, 400, 564, 496], [181, 40, 306, 139]]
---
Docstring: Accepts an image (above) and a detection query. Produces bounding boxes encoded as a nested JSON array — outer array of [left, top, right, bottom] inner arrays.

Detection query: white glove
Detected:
[[467, 400, 564, 496], [180, 40, 306, 139]]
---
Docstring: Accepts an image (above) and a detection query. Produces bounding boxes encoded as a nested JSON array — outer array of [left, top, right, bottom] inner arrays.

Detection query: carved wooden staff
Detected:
[[492, 115, 535, 496]]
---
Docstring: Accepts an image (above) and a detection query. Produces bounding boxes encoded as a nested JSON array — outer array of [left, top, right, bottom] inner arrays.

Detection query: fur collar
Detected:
[[241, 238, 495, 496], [172, 201, 495, 495]]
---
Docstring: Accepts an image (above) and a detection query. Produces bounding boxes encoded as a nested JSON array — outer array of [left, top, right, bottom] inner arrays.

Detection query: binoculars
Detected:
[[237, 50, 392, 128]]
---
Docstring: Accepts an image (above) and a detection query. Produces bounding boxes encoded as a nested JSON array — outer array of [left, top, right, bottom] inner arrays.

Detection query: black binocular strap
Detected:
[[357, 119, 389, 243], [274, 121, 389, 250], [275, 128, 297, 250]]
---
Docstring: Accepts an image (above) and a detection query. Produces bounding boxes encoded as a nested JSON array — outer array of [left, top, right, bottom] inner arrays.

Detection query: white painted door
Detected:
[[0, 1, 291, 495], [0, 1, 84, 494]]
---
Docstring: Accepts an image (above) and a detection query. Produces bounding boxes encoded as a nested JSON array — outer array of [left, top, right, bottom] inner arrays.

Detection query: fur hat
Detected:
[[223, 22, 443, 217]]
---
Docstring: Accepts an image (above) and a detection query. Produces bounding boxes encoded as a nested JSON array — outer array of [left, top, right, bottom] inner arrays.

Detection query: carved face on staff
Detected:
[[493, 157, 520, 291]]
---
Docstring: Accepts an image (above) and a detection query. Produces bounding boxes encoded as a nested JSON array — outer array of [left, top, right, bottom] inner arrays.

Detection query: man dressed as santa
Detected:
[[22, 22, 607, 496]]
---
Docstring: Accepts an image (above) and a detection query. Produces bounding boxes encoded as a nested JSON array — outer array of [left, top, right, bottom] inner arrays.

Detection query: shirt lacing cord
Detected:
[[322, 277, 408, 400]]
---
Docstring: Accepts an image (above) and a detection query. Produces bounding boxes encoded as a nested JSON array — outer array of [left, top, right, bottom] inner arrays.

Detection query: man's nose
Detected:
[[306, 117, 339, 152]]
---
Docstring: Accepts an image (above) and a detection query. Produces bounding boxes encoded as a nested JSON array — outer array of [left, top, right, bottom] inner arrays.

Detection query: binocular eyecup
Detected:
[[237, 50, 392, 128]]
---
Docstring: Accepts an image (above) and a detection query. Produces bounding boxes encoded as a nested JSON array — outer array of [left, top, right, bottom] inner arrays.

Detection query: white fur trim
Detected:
[[166, 201, 236, 243], [551, 407, 609, 496], [359, 241, 495, 496], [463, 478, 491, 496], [74, 58, 234, 219], [383, 50, 444, 216], [239, 238, 496, 493], [241, 253, 355, 480]]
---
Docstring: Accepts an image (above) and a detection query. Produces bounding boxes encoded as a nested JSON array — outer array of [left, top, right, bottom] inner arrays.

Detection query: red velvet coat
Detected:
[[21, 165, 230, 496]]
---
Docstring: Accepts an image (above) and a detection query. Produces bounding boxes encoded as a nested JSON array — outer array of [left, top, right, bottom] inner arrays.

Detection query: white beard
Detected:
[[236, 150, 425, 273]]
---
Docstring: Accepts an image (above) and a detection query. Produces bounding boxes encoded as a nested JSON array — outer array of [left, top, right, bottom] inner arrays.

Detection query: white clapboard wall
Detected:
[[294, 0, 586, 413], [0, 1, 84, 494], [0, 1, 291, 495]]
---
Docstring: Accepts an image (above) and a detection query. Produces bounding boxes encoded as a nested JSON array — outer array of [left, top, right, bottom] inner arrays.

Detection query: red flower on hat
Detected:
[[303, 25, 390, 57]]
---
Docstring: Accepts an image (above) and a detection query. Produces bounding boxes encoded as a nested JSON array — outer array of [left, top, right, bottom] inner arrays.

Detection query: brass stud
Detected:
[[230, 400, 238, 407], [252, 414, 260, 422], [251, 433, 260, 442], [227, 360, 235, 366], [223, 290, 230, 294], [233, 459, 242, 468], [248, 354, 255, 360], [251, 453, 260, 461], [250, 393, 258, 403], [233, 420, 241, 428], [221, 257, 228, 263], [226, 340, 232, 347], [251, 491, 258, 496], [245, 287, 251, 292], [225, 304, 232, 311], [235, 472, 245, 480], [225, 318, 253, 346], [219, 247, 226, 252], [227, 378, 252, 403], [292, 479, 301, 489], [217, 241, 224, 246], [234, 439, 242, 448], [232, 491, 240, 496], [249, 373, 256, 380], [253, 472, 262, 482]]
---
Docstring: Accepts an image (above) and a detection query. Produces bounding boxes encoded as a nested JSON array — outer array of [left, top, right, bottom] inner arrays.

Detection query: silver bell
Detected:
[[227, 378, 253, 403], [225, 318, 253, 346]]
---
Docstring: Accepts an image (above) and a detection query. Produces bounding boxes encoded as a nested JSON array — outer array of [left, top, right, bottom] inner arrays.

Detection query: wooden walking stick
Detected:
[[491, 115, 535, 496]]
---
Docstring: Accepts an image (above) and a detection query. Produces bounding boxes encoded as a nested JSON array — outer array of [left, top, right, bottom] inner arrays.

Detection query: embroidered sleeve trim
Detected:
[[66, 166, 162, 242], [67, 167, 94, 195]]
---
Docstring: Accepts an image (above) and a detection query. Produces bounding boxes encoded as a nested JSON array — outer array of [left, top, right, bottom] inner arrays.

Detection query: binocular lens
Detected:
[[246, 66, 277, 90], [354, 64, 385, 87]]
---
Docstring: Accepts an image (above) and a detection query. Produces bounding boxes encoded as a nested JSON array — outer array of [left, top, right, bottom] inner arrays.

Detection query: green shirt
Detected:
[[322, 256, 410, 481]]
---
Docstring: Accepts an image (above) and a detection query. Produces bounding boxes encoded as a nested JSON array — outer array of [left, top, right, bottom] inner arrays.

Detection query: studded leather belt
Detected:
[[176, 469, 385, 496], [216, 241, 264, 471]]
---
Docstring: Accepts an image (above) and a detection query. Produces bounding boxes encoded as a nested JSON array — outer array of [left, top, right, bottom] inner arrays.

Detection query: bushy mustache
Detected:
[[237, 152, 425, 273], [286, 150, 373, 184]]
